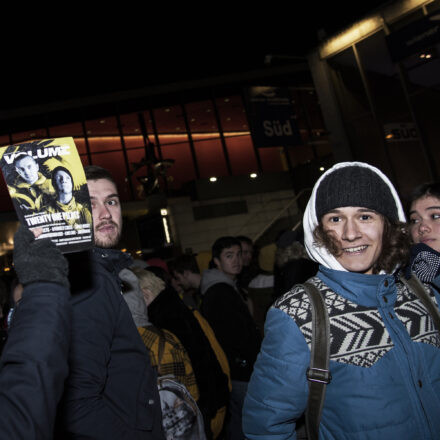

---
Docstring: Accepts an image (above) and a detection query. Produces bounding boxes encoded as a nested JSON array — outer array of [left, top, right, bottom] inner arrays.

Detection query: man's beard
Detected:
[[94, 220, 122, 249]]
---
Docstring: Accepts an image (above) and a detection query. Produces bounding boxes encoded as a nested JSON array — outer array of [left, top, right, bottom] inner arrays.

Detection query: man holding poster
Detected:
[[55, 165, 164, 439]]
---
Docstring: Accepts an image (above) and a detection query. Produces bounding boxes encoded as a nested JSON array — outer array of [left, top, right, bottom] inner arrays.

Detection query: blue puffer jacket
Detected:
[[243, 266, 440, 439]]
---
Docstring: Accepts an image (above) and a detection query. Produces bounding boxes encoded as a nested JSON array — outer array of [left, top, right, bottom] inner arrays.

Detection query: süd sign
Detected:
[[244, 86, 302, 148], [383, 122, 419, 143]]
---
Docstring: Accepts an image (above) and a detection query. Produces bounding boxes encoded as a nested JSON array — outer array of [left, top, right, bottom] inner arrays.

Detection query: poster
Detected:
[[0, 137, 93, 253]]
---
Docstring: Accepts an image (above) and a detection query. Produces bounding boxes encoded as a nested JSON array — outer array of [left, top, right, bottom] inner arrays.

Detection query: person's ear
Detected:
[[213, 257, 220, 269]]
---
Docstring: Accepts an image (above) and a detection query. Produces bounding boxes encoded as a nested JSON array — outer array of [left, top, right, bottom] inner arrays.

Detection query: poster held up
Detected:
[[0, 137, 93, 254]]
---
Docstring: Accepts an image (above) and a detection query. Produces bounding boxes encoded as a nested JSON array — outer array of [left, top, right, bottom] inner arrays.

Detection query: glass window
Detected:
[[160, 143, 197, 190], [186, 100, 219, 134], [259, 147, 286, 172], [216, 95, 258, 175], [328, 44, 392, 178], [357, 30, 431, 194], [216, 95, 249, 132], [153, 106, 188, 145], [85, 117, 121, 153], [0, 135, 10, 147], [49, 122, 87, 154], [119, 112, 151, 150], [193, 138, 228, 178], [90, 151, 131, 201], [225, 135, 258, 175], [11, 129, 48, 144]]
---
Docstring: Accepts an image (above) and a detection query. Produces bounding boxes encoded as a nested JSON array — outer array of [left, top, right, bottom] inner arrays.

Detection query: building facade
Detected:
[[0, 68, 332, 263], [309, 0, 440, 201]]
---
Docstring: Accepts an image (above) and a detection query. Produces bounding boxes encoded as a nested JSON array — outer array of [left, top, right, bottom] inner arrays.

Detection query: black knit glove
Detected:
[[13, 226, 69, 288], [409, 243, 440, 283]]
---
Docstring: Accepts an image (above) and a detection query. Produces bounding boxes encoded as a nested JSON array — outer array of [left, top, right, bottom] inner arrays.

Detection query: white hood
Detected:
[[303, 161, 406, 271]]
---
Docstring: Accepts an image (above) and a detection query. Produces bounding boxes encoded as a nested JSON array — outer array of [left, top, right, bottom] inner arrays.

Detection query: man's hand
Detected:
[[13, 225, 69, 288]]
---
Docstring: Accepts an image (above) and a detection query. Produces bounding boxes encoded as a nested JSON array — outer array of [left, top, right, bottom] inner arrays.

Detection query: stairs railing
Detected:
[[249, 187, 312, 243]]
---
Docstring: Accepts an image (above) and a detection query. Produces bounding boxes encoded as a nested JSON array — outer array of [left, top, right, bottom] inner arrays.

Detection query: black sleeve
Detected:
[[201, 284, 261, 381], [0, 282, 71, 440], [148, 288, 229, 422]]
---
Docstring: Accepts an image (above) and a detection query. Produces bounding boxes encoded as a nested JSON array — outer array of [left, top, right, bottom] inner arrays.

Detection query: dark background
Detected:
[[1, 1, 391, 110]]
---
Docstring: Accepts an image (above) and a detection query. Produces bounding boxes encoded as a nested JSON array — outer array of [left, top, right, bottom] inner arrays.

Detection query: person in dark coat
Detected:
[[273, 229, 319, 300], [200, 236, 262, 440], [0, 225, 71, 439], [55, 166, 164, 439], [132, 266, 230, 440]]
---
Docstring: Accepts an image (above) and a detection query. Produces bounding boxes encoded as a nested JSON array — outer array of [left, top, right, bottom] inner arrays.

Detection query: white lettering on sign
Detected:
[[384, 123, 419, 143], [263, 120, 293, 137]]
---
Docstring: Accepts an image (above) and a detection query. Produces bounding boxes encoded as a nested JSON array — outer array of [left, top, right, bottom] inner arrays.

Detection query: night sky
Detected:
[[0, 1, 391, 110]]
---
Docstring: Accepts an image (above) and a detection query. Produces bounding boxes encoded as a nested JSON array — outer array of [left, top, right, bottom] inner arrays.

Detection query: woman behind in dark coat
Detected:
[[131, 266, 230, 440]]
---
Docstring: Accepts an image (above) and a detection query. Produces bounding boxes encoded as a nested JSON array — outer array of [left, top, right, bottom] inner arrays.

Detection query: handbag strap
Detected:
[[298, 282, 332, 440], [399, 273, 440, 332]]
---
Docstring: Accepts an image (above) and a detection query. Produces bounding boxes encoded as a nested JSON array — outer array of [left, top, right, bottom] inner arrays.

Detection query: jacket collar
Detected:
[[318, 265, 397, 307], [92, 247, 133, 277]]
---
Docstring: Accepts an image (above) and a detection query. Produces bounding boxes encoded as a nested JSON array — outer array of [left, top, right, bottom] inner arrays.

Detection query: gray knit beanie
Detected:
[[315, 165, 398, 222]]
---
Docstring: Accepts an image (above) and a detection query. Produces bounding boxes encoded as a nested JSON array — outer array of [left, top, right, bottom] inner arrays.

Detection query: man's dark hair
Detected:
[[236, 235, 253, 247], [84, 165, 116, 186], [51, 166, 73, 192], [407, 181, 440, 213], [170, 254, 200, 275], [313, 217, 410, 274], [211, 236, 242, 261]]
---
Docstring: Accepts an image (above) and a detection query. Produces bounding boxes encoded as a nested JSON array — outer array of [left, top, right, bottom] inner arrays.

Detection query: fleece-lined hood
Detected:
[[200, 268, 238, 295], [303, 161, 406, 271], [119, 268, 150, 327]]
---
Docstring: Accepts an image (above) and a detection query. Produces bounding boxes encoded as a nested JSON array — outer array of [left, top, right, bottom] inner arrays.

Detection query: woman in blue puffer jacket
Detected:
[[243, 162, 440, 440]]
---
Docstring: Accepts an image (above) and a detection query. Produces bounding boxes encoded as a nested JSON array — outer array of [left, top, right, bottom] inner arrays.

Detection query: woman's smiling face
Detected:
[[409, 195, 440, 253], [321, 206, 385, 274]]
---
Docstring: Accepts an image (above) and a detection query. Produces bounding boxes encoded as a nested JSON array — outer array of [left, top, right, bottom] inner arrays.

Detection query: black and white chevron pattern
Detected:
[[275, 276, 440, 368]]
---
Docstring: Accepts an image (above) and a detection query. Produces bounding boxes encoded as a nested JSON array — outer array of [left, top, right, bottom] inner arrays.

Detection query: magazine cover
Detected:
[[0, 137, 93, 253]]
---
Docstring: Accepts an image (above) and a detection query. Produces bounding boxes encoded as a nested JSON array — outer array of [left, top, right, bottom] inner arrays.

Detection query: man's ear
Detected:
[[213, 257, 220, 269]]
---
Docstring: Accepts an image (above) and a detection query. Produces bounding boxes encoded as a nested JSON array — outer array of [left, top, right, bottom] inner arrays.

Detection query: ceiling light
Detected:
[[319, 167, 325, 171], [164, 108, 171, 112], [426, 54, 432, 59], [160, 209, 168, 216], [250, 173, 257, 178], [99, 120, 106, 124], [209, 177, 217, 182]]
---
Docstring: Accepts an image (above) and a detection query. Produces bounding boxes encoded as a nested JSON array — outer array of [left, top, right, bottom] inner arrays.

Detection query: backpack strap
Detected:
[[399, 273, 440, 332], [298, 282, 332, 440]]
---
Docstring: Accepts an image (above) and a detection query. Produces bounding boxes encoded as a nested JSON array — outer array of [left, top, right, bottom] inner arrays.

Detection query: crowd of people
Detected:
[[0, 161, 440, 439]]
